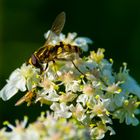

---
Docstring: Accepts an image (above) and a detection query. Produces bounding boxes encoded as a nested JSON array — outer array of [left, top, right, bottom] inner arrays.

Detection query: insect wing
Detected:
[[50, 11, 66, 35], [45, 12, 66, 45]]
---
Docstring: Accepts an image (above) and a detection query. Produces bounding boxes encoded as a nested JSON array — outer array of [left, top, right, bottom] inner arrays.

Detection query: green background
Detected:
[[0, 0, 140, 139]]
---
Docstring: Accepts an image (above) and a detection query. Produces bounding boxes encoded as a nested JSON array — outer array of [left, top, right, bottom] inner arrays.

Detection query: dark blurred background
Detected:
[[0, 0, 140, 139]]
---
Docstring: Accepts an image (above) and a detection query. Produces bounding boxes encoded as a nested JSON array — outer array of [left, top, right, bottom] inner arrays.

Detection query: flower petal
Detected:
[[75, 37, 92, 52], [0, 83, 18, 101]]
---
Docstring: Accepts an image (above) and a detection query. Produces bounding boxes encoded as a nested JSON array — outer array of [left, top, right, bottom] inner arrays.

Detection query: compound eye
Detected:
[[31, 54, 40, 68], [31, 54, 37, 65]]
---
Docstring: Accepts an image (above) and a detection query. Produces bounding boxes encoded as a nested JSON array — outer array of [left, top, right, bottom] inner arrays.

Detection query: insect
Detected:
[[28, 11, 81, 72], [15, 90, 36, 106], [15, 12, 84, 106]]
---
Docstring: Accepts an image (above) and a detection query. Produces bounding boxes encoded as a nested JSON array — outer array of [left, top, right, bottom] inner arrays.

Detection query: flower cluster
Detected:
[[0, 32, 140, 139], [0, 112, 91, 140]]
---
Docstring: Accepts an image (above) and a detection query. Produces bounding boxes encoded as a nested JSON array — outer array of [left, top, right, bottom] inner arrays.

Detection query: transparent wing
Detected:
[[45, 12, 66, 45], [50, 11, 66, 35]]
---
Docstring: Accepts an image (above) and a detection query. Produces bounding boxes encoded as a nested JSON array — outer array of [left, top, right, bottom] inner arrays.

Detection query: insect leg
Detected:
[[51, 60, 59, 77], [55, 57, 86, 77], [71, 60, 86, 77], [44, 63, 48, 71]]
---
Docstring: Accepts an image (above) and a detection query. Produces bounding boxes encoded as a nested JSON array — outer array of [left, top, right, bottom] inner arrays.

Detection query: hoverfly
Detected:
[[15, 12, 83, 106], [28, 11, 81, 72]]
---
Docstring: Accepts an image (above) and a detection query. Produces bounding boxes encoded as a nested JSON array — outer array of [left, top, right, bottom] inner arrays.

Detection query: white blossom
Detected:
[[50, 102, 72, 118], [0, 31, 140, 140]]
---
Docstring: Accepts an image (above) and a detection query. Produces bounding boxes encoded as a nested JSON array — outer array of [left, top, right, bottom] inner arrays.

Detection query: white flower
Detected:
[[20, 63, 40, 91], [0, 63, 40, 101], [50, 102, 72, 118], [105, 93, 125, 111], [112, 97, 140, 126], [105, 82, 122, 94], [59, 92, 77, 103], [1, 30, 140, 139], [25, 129, 40, 140], [90, 121, 115, 139], [3, 116, 28, 140], [0, 69, 26, 101], [39, 77, 59, 101], [77, 84, 96, 106], [37, 90, 59, 102], [59, 71, 81, 92], [70, 103, 86, 121], [60, 32, 77, 44], [74, 37, 92, 52], [99, 59, 115, 85], [65, 80, 80, 92], [116, 63, 140, 98], [117, 73, 140, 98], [77, 94, 89, 106]]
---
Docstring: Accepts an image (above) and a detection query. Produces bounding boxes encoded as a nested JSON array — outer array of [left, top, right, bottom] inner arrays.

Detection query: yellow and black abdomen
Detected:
[[54, 42, 81, 58]]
